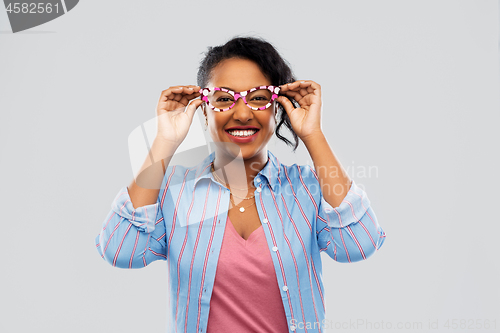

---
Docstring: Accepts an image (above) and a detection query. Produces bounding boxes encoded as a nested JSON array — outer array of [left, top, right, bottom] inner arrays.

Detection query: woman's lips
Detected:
[[225, 129, 259, 143]]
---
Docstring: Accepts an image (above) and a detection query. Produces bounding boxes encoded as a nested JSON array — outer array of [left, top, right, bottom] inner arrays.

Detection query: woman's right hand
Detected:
[[155, 85, 204, 146]]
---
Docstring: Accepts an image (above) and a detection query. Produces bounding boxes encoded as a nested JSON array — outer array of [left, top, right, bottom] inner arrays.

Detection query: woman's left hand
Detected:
[[276, 80, 323, 142]]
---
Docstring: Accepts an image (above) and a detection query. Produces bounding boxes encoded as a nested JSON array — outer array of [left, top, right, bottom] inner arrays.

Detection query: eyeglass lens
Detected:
[[207, 88, 273, 110]]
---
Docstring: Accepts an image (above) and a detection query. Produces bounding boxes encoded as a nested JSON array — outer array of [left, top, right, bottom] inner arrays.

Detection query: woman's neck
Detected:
[[212, 150, 269, 190]]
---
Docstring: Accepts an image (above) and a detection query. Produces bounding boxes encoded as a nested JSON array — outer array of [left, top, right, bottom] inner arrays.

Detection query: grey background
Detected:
[[1, 0, 499, 332]]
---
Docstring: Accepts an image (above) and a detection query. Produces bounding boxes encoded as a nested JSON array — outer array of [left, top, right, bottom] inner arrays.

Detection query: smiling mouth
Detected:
[[225, 129, 260, 137]]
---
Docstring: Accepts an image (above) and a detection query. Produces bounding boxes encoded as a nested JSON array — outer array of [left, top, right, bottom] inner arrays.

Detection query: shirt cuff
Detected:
[[111, 186, 159, 233], [320, 180, 371, 228]]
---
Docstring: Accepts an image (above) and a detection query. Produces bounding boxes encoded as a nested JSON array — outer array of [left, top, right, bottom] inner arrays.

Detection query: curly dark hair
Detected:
[[197, 35, 300, 152]]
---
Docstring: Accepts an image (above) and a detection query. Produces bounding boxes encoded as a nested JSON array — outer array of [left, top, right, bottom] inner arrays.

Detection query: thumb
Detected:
[[277, 96, 295, 116], [184, 99, 203, 121]]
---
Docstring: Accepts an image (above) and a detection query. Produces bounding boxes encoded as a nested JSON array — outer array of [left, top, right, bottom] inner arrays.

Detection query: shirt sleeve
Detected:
[[315, 179, 386, 263], [95, 186, 167, 269]]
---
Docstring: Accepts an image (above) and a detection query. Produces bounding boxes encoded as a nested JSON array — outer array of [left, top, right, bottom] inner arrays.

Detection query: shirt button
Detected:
[[256, 187, 262, 192], [290, 325, 296, 331], [282, 285, 288, 291], [272, 246, 278, 252], [262, 218, 268, 224], [256, 178, 261, 183]]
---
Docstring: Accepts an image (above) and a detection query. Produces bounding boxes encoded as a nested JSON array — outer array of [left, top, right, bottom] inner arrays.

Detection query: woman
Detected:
[[96, 36, 386, 333]]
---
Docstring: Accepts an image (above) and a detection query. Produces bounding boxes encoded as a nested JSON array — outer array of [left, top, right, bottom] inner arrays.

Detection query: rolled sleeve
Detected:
[[110, 186, 159, 233], [95, 186, 166, 268], [319, 180, 371, 228], [317, 180, 386, 263]]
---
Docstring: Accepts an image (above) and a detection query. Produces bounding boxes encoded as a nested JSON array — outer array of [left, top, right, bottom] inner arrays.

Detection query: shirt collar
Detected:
[[194, 150, 281, 192]]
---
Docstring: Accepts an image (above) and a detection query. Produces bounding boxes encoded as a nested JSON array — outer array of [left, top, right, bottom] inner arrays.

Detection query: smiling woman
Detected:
[[201, 58, 278, 183], [95, 35, 386, 333]]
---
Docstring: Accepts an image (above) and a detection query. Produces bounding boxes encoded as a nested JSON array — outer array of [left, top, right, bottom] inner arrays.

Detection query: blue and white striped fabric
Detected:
[[96, 150, 386, 333]]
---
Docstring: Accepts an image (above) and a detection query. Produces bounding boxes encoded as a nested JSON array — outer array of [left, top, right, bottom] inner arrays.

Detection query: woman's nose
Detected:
[[232, 98, 253, 121]]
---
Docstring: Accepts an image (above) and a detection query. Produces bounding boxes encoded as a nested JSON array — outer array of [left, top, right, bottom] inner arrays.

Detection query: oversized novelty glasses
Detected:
[[199, 85, 280, 112]]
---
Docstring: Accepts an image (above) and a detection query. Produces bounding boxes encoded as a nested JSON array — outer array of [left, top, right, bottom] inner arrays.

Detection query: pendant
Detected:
[[239, 207, 245, 213]]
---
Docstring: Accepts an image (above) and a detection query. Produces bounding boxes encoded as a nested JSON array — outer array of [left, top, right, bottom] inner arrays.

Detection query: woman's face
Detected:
[[203, 57, 277, 161]]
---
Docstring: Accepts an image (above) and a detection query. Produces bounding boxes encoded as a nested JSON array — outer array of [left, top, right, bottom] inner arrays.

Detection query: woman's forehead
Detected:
[[208, 58, 271, 90]]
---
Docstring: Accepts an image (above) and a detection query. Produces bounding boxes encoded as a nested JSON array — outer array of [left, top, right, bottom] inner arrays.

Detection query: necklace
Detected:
[[211, 163, 255, 191], [211, 162, 256, 212], [210, 163, 255, 200], [230, 196, 255, 213]]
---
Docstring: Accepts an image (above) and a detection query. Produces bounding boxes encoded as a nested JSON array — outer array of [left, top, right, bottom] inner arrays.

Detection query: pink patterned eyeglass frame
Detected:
[[199, 85, 280, 112]]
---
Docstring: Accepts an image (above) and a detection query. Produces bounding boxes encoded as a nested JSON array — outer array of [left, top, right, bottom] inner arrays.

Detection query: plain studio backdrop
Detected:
[[1, 1, 499, 332]]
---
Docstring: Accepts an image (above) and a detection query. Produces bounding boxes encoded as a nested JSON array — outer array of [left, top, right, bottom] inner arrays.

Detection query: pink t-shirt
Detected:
[[207, 215, 289, 332]]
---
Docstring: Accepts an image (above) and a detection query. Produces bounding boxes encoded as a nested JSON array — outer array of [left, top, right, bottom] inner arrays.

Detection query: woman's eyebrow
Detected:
[[219, 86, 261, 91]]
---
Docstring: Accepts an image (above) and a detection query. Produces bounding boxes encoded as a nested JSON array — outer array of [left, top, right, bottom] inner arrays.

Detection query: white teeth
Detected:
[[228, 129, 258, 137]]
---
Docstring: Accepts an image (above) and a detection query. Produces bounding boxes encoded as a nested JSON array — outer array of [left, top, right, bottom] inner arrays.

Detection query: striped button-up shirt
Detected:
[[96, 150, 386, 333]]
